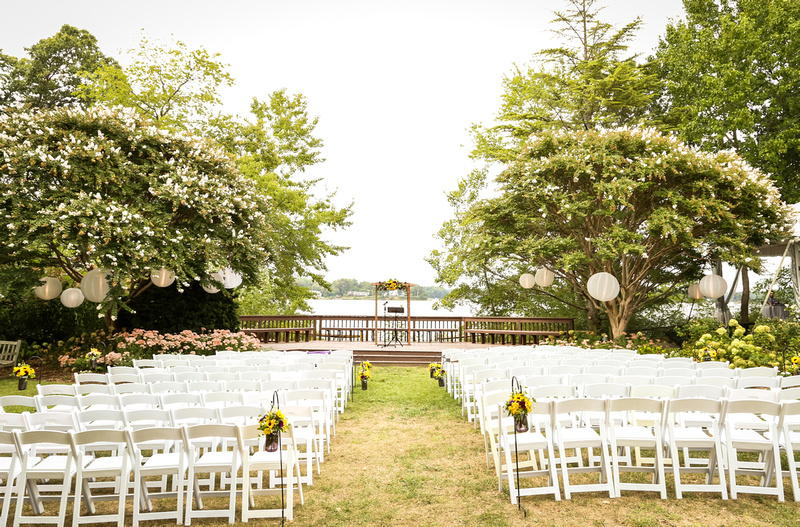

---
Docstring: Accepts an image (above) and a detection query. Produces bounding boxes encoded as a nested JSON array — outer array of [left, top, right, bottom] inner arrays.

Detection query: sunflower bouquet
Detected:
[[506, 390, 534, 432], [85, 348, 101, 359], [359, 367, 372, 381], [12, 363, 35, 379], [381, 279, 402, 291], [258, 408, 290, 436]]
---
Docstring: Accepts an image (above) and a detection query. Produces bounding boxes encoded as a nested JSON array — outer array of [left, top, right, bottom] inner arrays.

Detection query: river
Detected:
[[306, 298, 473, 317]]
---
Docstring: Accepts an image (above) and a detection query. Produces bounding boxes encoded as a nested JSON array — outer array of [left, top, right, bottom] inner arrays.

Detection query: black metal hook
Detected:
[[509, 375, 527, 517]]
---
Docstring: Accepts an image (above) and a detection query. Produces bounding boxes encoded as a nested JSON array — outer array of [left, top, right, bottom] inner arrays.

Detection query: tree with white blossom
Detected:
[[0, 105, 272, 329], [461, 127, 793, 337]]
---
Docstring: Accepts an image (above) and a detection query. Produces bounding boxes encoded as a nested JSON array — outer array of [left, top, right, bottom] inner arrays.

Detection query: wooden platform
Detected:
[[263, 340, 491, 366]]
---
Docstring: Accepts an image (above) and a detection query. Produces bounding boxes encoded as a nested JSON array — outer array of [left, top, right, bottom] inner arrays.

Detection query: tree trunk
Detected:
[[741, 266, 750, 325], [586, 299, 602, 333], [714, 260, 732, 325]]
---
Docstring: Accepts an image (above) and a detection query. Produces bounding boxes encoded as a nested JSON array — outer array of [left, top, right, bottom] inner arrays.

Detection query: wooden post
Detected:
[[406, 283, 412, 345], [374, 285, 379, 345]]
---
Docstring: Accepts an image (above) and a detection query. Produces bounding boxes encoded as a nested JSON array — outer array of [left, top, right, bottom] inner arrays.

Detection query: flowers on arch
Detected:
[[380, 279, 403, 291], [506, 390, 534, 419], [258, 408, 290, 436], [13, 363, 35, 379]]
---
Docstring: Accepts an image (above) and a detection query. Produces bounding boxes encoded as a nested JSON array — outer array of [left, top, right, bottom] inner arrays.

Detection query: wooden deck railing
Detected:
[[239, 315, 573, 345]]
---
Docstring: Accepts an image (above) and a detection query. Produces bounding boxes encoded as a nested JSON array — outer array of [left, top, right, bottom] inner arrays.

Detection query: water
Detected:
[[306, 298, 473, 317]]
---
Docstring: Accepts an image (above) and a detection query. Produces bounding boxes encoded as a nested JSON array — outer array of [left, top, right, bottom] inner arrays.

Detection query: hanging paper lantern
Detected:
[[519, 273, 535, 289], [688, 283, 703, 300], [80, 269, 110, 303], [202, 272, 224, 294], [587, 272, 620, 302], [699, 274, 727, 299], [534, 268, 555, 287], [60, 288, 85, 308], [34, 277, 62, 300], [220, 267, 243, 289], [151, 268, 176, 288]]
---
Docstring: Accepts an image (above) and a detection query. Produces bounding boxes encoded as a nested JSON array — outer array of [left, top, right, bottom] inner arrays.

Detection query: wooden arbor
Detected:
[[371, 281, 414, 345]]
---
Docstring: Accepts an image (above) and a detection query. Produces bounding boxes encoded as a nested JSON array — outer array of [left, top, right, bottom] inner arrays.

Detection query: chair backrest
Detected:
[[113, 382, 150, 395], [171, 406, 218, 426], [738, 366, 778, 378], [148, 381, 186, 394], [532, 384, 578, 401], [24, 411, 77, 431], [781, 376, 800, 389], [201, 391, 244, 408], [584, 383, 630, 399], [608, 397, 665, 424], [723, 399, 782, 426], [185, 380, 224, 393], [737, 377, 781, 389], [77, 393, 120, 411], [34, 394, 79, 412], [118, 393, 161, 410], [698, 376, 737, 388], [107, 366, 138, 376], [676, 384, 725, 400], [75, 408, 127, 430], [653, 376, 694, 387], [37, 383, 75, 396], [74, 372, 109, 385], [0, 395, 37, 411], [700, 368, 736, 378], [727, 388, 779, 402], [124, 408, 172, 429], [159, 392, 202, 409], [0, 340, 21, 365], [217, 404, 264, 425], [780, 387, 800, 401]]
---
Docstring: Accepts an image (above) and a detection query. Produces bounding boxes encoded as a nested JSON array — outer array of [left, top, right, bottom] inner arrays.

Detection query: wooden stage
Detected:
[[263, 340, 491, 366]]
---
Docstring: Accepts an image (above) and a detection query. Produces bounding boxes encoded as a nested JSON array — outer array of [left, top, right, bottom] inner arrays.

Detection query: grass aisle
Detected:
[[293, 367, 800, 527]]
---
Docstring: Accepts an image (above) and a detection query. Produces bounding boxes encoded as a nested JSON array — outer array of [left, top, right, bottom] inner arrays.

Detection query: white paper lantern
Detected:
[[80, 269, 110, 303], [151, 268, 176, 288], [535, 268, 555, 287], [519, 273, 535, 289], [202, 272, 224, 294], [60, 287, 85, 308], [220, 267, 243, 289], [587, 272, 620, 302], [34, 277, 62, 300], [699, 274, 727, 299], [688, 283, 703, 300]]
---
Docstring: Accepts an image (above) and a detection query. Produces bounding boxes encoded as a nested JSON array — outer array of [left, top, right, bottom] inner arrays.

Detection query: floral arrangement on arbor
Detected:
[[12, 363, 35, 379], [379, 279, 403, 291]]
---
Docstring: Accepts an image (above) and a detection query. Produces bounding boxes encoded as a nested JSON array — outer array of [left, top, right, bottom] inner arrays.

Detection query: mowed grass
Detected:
[[2, 368, 800, 525]]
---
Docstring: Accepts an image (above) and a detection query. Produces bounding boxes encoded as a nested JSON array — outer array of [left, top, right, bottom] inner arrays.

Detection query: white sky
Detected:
[[1, 0, 688, 286]]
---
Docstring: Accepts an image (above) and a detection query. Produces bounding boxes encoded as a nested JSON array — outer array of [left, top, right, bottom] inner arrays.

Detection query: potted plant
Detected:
[[257, 407, 290, 452], [359, 367, 371, 390], [13, 363, 35, 391], [505, 389, 534, 433], [433, 366, 445, 387]]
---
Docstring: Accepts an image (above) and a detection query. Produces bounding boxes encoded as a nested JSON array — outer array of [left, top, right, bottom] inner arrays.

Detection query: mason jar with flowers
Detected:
[[429, 362, 441, 378], [360, 367, 371, 390], [506, 390, 535, 433], [13, 363, 35, 391], [258, 408, 290, 452], [433, 366, 445, 387], [86, 348, 101, 370]]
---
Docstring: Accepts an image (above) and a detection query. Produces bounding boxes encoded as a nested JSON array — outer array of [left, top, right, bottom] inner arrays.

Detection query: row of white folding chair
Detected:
[[492, 396, 800, 503], [2, 422, 303, 527]]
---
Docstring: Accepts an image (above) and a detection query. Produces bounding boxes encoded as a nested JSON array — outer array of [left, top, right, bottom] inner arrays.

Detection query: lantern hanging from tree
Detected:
[[519, 273, 535, 289], [202, 272, 224, 294], [60, 288, 85, 308], [220, 267, 243, 289], [34, 277, 62, 300], [80, 269, 110, 303], [535, 268, 555, 287], [699, 274, 727, 299], [587, 272, 620, 302], [151, 268, 176, 288], [688, 283, 703, 300]]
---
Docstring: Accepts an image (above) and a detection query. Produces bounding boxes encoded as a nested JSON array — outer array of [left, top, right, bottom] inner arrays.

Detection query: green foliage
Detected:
[[681, 318, 800, 372], [545, 329, 672, 352], [463, 128, 791, 337], [652, 0, 800, 203], [0, 105, 272, 326], [76, 34, 234, 133], [0, 24, 117, 109], [116, 282, 239, 334]]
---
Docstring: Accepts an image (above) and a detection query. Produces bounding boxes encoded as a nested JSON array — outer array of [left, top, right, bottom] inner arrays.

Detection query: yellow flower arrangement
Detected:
[[359, 367, 372, 381], [792, 356, 800, 365], [362, 360, 373, 371], [432, 367, 445, 380], [13, 363, 35, 379], [258, 409, 289, 436], [86, 348, 101, 359], [381, 279, 402, 291], [505, 390, 534, 418]]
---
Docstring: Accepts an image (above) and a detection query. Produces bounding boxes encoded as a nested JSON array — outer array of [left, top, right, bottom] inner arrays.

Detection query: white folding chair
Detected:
[[183, 424, 241, 525], [70, 429, 132, 527], [723, 399, 784, 501], [127, 426, 187, 527], [201, 392, 244, 409], [13, 430, 76, 526], [778, 400, 800, 501], [34, 394, 80, 413], [606, 397, 667, 498], [552, 398, 614, 499], [498, 401, 560, 503], [0, 430, 22, 527], [238, 423, 300, 521]]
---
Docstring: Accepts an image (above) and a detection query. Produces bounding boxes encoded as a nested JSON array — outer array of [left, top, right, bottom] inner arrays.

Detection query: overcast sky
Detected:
[[2, 0, 688, 286]]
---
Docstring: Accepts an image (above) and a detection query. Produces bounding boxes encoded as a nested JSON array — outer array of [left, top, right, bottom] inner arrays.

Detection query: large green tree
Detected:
[[430, 0, 659, 322], [78, 35, 351, 314], [0, 24, 117, 109], [652, 0, 800, 204], [0, 106, 272, 329], [472, 128, 791, 337]]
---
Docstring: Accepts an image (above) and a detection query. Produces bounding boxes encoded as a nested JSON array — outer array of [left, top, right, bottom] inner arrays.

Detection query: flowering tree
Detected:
[[463, 127, 792, 338], [0, 105, 272, 328]]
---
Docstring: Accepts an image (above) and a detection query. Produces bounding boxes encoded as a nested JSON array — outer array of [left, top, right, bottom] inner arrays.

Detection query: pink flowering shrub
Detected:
[[34, 327, 262, 372]]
